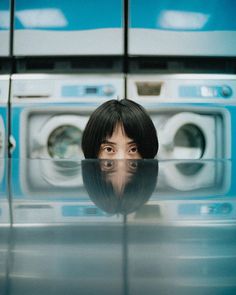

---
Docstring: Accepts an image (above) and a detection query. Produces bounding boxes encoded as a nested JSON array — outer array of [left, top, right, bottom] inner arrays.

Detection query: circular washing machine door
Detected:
[[158, 112, 216, 160], [30, 115, 88, 188], [35, 115, 88, 159]]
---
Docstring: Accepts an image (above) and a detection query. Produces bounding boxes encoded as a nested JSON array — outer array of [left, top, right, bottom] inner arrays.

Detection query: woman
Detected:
[[82, 99, 158, 159]]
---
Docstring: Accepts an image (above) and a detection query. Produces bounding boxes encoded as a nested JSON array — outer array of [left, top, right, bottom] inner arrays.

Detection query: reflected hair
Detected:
[[82, 160, 158, 215], [82, 99, 158, 158]]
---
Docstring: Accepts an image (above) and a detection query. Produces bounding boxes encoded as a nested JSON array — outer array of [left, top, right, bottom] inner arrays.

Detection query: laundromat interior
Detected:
[[1, 0, 236, 294]]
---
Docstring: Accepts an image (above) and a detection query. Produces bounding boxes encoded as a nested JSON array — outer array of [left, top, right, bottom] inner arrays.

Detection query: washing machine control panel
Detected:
[[62, 205, 109, 217], [11, 75, 124, 103], [61, 84, 115, 98], [174, 201, 236, 223], [179, 85, 233, 99], [178, 202, 234, 217]]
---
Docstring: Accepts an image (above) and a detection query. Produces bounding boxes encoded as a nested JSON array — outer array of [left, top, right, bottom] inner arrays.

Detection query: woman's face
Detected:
[[98, 124, 142, 160]]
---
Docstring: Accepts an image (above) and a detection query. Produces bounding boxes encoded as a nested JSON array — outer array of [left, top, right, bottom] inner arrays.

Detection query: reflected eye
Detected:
[[101, 159, 115, 171], [129, 161, 138, 169], [104, 160, 114, 168], [128, 160, 138, 171]]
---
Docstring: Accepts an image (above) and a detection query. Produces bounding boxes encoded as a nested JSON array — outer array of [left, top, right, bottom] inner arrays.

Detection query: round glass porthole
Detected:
[[173, 124, 205, 159], [176, 162, 204, 176], [48, 125, 82, 159]]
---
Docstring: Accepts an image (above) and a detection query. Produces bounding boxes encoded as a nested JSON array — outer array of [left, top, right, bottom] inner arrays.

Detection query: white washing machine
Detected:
[[127, 74, 236, 191], [10, 74, 124, 159], [10, 74, 124, 221], [127, 74, 236, 160]]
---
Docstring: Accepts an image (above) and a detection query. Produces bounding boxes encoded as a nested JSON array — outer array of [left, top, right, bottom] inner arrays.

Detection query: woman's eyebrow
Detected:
[[101, 140, 136, 145], [101, 140, 116, 145], [128, 141, 137, 145]]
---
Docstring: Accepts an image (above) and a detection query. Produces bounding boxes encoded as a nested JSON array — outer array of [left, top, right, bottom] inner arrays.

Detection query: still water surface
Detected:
[[0, 159, 236, 294]]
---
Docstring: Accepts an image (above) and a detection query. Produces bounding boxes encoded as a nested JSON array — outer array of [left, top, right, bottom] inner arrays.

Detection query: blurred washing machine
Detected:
[[0, 0, 10, 56], [10, 74, 124, 159], [127, 74, 236, 160], [127, 74, 236, 192], [14, 0, 123, 56], [129, 0, 236, 56], [0, 75, 10, 225], [10, 74, 124, 207]]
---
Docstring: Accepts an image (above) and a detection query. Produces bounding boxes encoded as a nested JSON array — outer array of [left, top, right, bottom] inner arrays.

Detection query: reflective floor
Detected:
[[1, 158, 236, 294]]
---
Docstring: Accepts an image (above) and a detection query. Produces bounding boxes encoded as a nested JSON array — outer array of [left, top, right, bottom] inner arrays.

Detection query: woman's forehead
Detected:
[[107, 123, 131, 139]]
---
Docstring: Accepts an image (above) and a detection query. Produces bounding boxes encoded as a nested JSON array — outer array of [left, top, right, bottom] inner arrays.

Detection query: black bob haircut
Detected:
[[82, 99, 158, 158]]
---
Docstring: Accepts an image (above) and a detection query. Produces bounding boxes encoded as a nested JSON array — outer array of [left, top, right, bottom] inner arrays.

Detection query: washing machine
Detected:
[[0, 75, 10, 225], [0, 0, 10, 57], [127, 74, 236, 194], [10, 74, 124, 223], [129, 0, 236, 56], [10, 74, 124, 159], [127, 74, 236, 160], [14, 0, 123, 56]]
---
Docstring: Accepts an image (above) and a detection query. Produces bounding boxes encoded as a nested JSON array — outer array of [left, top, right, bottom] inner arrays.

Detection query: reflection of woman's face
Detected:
[[100, 159, 138, 195], [98, 124, 142, 160]]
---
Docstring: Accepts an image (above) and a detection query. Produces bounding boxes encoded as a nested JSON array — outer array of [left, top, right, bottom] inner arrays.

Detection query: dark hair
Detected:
[[82, 159, 159, 215], [82, 99, 158, 158]]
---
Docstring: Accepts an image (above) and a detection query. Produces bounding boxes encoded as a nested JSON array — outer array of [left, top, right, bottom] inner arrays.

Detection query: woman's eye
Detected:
[[104, 146, 114, 153], [129, 146, 138, 153]]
